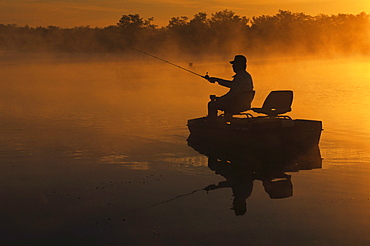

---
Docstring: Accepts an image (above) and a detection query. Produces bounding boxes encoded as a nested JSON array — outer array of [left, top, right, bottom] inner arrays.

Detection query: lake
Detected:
[[0, 53, 369, 245]]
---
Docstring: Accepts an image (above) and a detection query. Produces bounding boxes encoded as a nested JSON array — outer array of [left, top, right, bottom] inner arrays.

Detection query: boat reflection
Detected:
[[187, 133, 322, 216]]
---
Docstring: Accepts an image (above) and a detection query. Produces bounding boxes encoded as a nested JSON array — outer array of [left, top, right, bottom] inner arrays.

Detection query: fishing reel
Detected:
[[203, 72, 210, 80]]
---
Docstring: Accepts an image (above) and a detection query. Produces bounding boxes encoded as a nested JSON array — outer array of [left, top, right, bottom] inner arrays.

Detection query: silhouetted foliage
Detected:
[[0, 10, 369, 57]]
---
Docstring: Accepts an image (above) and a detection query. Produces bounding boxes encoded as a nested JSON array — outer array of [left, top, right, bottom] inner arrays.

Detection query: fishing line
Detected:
[[130, 188, 206, 212], [131, 47, 207, 79]]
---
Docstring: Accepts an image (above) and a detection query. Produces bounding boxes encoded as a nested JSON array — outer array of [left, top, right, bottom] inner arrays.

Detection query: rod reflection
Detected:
[[188, 133, 322, 216]]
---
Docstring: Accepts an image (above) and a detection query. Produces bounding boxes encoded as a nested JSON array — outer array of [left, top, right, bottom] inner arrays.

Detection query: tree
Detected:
[[208, 10, 250, 55], [117, 14, 157, 49], [167, 16, 189, 29], [189, 12, 209, 28], [117, 14, 156, 31]]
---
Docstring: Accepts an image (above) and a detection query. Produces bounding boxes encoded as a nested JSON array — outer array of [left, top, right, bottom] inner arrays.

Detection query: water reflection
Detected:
[[188, 133, 322, 216]]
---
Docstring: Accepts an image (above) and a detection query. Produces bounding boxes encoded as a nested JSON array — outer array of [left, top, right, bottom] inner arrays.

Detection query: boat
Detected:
[[187, 90, 322, 150]]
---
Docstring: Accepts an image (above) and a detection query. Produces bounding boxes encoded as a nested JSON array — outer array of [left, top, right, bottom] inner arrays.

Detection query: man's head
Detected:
[[230, 55, 247, 73]]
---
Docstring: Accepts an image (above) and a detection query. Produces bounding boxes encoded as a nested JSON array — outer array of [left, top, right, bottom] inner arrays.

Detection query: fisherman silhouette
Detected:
[[205, 55, 254, 120]]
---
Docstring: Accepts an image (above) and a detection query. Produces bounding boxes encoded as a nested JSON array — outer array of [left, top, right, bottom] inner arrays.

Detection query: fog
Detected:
[[0, 10, 369, 60], [1, 50, 369, 129]]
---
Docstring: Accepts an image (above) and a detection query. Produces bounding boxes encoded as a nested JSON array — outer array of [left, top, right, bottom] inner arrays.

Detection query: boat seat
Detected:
[[251, 90, 293, 117], [223, 90, 255, 117]]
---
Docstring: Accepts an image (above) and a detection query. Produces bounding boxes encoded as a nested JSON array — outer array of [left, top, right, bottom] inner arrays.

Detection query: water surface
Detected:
[[0, 54, 369, 245]]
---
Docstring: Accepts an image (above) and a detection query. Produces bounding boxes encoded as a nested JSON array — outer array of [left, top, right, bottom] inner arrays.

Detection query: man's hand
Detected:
[[203, 73, 217, 83], [210, 95, 217, 101], [204, 184, 218, 191], [207, 77, 218, 83]]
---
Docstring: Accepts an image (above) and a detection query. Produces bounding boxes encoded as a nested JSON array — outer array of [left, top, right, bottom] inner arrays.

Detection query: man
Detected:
[[206, 55, 254, 119]]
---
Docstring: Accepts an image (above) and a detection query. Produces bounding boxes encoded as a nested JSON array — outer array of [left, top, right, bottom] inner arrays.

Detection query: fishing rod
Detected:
[[131, 47, 208, 79]]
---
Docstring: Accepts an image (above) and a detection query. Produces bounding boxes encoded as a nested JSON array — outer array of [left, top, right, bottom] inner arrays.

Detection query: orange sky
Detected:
[[1, 0, 369, 28]]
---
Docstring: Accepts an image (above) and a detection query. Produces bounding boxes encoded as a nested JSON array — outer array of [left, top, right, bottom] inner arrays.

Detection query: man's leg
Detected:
[[207, 100, 219, 119]]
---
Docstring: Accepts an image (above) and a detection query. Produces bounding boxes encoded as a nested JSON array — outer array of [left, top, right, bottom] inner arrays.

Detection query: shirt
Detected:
[[218, 70, 254, 101]]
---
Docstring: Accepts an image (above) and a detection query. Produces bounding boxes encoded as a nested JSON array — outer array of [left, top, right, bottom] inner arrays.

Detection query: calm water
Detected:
[[1, 53, 370, 245]]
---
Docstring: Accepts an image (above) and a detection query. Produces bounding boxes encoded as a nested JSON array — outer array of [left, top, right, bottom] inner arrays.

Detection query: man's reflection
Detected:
[[188, 134, 321, 216], [205, 156, 254, 215]]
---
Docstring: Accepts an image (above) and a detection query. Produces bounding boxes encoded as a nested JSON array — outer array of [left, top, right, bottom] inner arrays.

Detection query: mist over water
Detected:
[[1, 53, 370, 245]]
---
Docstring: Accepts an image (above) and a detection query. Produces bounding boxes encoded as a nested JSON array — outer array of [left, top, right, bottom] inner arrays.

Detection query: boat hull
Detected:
[[187, 116, 322, 150]]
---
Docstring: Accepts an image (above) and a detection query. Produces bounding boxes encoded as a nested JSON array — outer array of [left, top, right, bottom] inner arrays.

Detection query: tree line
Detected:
[[0, 10, 369, 57]]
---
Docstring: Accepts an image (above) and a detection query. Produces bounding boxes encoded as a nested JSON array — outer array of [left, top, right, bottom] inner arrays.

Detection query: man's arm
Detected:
[[207, 77, 233, 88], [204, 181, 231, 191], [217, 73, 249, 101], [216, 78, 233, 88]]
